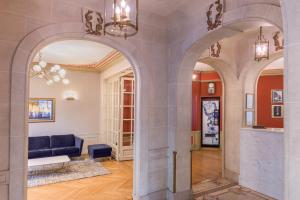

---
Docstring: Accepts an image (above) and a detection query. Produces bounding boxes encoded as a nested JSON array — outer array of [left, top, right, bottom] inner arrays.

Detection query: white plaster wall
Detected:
[[3, 1, 170, 199], [29, 70, 100, 153], [0, 1, 292, 200], [240, 128, 284, 200]]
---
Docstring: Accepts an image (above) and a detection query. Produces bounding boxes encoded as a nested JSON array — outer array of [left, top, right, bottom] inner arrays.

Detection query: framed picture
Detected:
[[272, 89, 283, 103], [29, 98, 56, 123], [272, 105, 284, 118], [201, 97, 220, 148], [245, 111, 254, 127], [246, 93, 254, 109]]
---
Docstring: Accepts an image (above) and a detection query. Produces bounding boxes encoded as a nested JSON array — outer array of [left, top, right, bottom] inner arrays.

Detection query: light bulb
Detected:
[[62, 79, 70, 85], [46, 80, 54, 86], [125, 5, 130, 13], [116, 6, 121, 14], [121, 0, 126, 8], [53, 64, 61, 72], [39, 61, 47, 68], [50, 66, 56, 73], [58, 69, 66, 78], [192, 74, 197, 80], [53, 75, 60, 82], [33, 64, 42, 72]]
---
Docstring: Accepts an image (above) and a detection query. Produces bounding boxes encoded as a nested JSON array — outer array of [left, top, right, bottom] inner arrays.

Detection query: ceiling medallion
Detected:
[[209, 42, 221, 58], [206, 0, 224, 31], [255, 26, 269, 62], [273, 31, 284, 51], [30, 52, 70, 86]]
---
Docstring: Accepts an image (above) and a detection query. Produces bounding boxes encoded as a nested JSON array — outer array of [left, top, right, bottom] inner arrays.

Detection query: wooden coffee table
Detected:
[[28, 155, 71, 172]]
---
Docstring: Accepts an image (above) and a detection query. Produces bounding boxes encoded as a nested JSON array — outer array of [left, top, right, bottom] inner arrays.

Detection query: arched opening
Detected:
[[191, 61, 224, 192], [172, 10, 284, 197], [26, 39, 136, 199], [10, 23, 144, 200], [255, 57, 284, 128]]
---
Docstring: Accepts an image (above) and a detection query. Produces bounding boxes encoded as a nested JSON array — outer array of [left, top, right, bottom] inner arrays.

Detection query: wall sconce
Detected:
[[63, 90, 78, 101], [192, 74, 197, 80], [255, 26, 269, 62], [208, 82, 215, 95]]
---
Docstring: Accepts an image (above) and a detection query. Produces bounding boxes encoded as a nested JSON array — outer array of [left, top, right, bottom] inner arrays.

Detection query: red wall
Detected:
[[192, 72, 223, 131], [257, 75, 284, 128]]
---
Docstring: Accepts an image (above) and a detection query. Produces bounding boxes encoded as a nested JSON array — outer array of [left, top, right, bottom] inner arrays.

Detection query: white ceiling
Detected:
[[33, 40, 114, 65], [265, 57, 284, 70], [194, 62, 215, 71]]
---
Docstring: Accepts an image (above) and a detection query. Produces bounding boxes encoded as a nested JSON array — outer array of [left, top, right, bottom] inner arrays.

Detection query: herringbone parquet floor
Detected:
[[27, 150, 222, 200], [27, 160, 133, 200]]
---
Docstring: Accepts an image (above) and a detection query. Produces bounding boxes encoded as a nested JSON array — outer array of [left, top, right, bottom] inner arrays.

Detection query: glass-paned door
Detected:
[[107, 78, 120, 159], [119, 77, 135, 160]]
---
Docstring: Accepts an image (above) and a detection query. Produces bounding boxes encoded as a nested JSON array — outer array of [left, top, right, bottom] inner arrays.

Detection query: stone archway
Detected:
[[168, 4, 283, 198], [10, 23, 144, 200], [240, 52, 284, 124]]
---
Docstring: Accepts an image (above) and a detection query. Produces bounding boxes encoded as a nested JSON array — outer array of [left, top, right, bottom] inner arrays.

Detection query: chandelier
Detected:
[[30, 53, 70, 86], [255, 26, 269, 62], [104, 0, 138, 38]]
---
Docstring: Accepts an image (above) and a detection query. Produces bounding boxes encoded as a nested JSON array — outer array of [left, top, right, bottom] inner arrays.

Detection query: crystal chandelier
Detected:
[[30, 53, 70, 86], [255, 26, 269, 62], [104, 0, 138, 38]]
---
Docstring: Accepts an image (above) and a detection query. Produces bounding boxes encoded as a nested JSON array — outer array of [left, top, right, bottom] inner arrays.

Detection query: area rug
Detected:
[[28, 160, 111, 187]]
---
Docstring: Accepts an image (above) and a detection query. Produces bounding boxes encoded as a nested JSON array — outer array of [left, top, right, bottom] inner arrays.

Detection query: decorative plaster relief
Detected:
[[207, 0, 224, 31], [273, 31, 284, 51], [209, 42, 221, 58], [82, 8, 103, 36]]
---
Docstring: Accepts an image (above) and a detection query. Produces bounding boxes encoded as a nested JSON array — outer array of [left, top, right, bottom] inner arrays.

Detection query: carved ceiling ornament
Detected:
[[206, 0, 224, 31], [209, 42, 221, 58], [82, 8, 104, 36], [273, 31, 284, 51]]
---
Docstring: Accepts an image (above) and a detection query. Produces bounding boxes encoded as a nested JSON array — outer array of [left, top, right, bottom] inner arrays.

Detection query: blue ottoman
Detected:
[[88, 144, 112, 159]]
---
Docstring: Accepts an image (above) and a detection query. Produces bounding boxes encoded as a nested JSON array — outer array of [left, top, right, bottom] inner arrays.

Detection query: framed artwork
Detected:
[[272, 105, 284, 118], [245, 111, 254, 127], [272, 89, 283, 103], [201, 97, 220, 148], [246, 93, 254, 109], [29, 98, 56, 123]]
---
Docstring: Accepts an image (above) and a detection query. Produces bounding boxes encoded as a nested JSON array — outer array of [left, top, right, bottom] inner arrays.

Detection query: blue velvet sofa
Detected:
[[28, 134, 84, 159]]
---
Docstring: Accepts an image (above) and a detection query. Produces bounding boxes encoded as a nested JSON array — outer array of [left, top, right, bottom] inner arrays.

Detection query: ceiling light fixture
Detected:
[[255, 26, 269, 62], [30, 52, 70, 86], [104, 0, 138, 39]]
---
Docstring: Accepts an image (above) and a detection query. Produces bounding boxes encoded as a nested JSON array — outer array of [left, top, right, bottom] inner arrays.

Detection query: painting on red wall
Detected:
[[201, 97, 220, 147], [272, 105, 284, 118], [272, 89, 283, 103]]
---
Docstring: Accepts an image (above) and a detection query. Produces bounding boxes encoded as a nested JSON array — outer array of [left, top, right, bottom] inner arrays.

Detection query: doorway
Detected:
[[191, 62, 224, 193], [26, 39, 136, 200]]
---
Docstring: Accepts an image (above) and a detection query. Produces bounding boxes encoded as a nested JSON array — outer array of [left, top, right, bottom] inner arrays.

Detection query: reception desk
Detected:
[[240, 128, 284, 200]]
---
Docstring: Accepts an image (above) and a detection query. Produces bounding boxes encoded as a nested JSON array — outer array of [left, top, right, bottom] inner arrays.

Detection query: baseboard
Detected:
[[224, 169, 239, 183], [167, 189, 193, 200], [134, 189, 167, 200]]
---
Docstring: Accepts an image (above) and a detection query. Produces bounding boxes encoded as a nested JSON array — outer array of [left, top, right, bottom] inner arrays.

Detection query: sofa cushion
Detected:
[[51, 134, 75, 148], [29, 136, 50, 151], [52, 147, 80, 157], [28, 149, 52, 159]]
